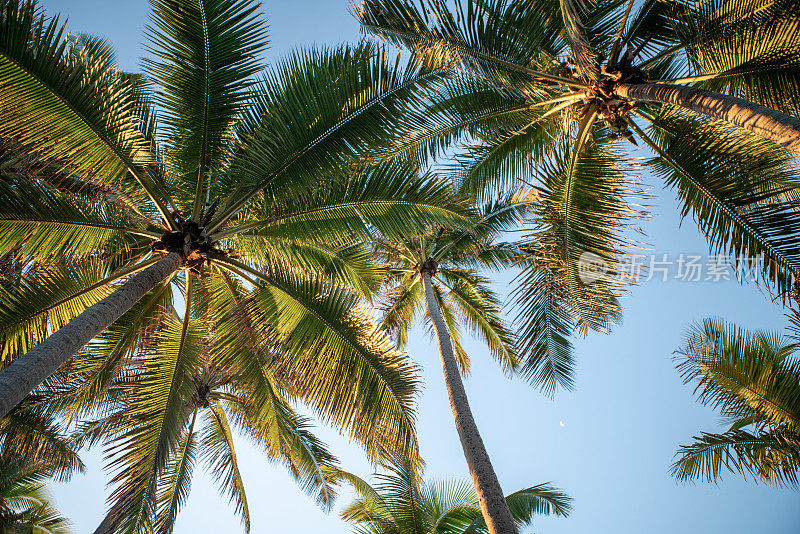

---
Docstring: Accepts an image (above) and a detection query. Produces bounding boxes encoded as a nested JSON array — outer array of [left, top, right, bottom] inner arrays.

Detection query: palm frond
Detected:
[[0, 0, 171, 223], [103, 289, 200, 534], [154, 412, 198, 534], [636, 109, 800, 298], [357, 0, 578, 93], [209, 42, 453, 231], [676, 318, 800, 432], [213, 259, 421, 464], [146, 0, 268, 217], [198, 402, 250, 532], [672, 428, 800, 488], [512, 266, 577, 395], [671, 0, 800, 116]]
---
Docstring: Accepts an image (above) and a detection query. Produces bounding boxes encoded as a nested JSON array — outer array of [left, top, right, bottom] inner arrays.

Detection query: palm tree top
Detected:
[[377, 190, 528, 374], [328, 456, 572, 534], [356, 0, 800, 394], [0, 0, 478, 531]]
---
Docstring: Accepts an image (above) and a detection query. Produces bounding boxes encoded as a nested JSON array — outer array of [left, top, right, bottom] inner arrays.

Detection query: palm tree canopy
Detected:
[[329, 457, 572, 534], [672, 318, 800, 487], [356, 0, 800, 393], [377, 189, 528, 375], [0, 0, 476, 531]]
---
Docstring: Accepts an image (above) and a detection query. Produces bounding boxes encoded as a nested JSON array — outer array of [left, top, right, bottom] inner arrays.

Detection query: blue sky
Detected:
[[40, 1, 800, 533]]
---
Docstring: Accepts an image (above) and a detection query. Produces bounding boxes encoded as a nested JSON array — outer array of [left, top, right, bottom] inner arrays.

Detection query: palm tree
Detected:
[[672, 318, 800, 487], [0, 456, 73, 534], [0, 0, 468, 418], [375, 191, 527, 533], [329, 456, 571, 534], [356, 0, 800, 393], [66, 278, 340, 533]]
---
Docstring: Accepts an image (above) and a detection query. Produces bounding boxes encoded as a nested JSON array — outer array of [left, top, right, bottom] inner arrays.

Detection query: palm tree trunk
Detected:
[[615, 82, 800, 153], [0, 252, 182, 418], [93, 513, 115, 534], [421, 272, 517, 534]]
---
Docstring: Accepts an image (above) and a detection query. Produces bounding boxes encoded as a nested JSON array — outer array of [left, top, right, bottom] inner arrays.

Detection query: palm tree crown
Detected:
[[330, 457, 572, 534], [377, 190, 526, 373], [0, 0, 474, 531], [357, 0, 800, 393]]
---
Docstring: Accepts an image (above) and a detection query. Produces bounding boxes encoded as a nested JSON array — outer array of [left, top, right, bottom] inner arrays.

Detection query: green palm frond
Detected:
[[356, 0, 576, 92], [0, 0, 171, 223], [0, 456, 73, 534], [215, 257, 421, 464], [203, 271, 339, 507], [0, 179, 155, 260], [198, 403, 250, 532], [512, 266, 577, 394], [637, 109, 800, 298], [0, 260, 122, 364], [232, 236, 385, 299], [670, 0, 800, 116], [65, 276, 175, 418], [219, 159, 470, 244], [458, 482, 572, 533], [0, 402, 84, 482], [379, 274, 425, 350], [209, 42, 453, 231], [146, 0, 268, 217], [154, 412, 198, 534], [103, 292, 200, 533], [512, 137, 639, 393], [674, 317, 800, 487], [672, 428, 800, 488], [677, 319, 800, 432]]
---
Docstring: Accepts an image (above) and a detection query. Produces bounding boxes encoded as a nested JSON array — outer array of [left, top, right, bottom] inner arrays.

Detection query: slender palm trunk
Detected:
[[421, 272, 517, 534], [0, 252, 182, 418], [615, 82, 800, 153], [93, 513, 115, 534]]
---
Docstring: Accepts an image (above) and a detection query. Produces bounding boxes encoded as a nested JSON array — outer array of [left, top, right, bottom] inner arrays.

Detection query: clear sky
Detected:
[[40, 1, 799, 533]]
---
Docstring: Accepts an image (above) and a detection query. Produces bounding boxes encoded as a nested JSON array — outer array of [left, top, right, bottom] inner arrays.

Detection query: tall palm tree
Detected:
[[0, 456, 73, 534], [63, 272, 343, 532], [0, 0, 468, 418], [375, 191, 526, 533], [672, 318, 800, 487], [329, 456, 572, 534], [356, 0, 800, 393]]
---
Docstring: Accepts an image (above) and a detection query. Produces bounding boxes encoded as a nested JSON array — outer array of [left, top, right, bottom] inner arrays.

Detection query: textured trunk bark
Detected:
[[421, 273, 517, 534], [0, 252, 182, 418], [615, 82, 800, 153], [93, 513, 115, 534]]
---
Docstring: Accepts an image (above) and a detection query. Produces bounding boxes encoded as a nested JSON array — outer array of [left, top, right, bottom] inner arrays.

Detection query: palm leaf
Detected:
[[0, 0, 171, 223], [146, 0, 268, 217]]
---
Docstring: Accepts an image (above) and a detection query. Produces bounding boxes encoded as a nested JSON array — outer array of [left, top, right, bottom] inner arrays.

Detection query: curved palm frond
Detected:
[[635, 109, 800, 298], [0, 0, 171, 223], [146, 0, 269, 217], [674, 318, 800, 487]]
